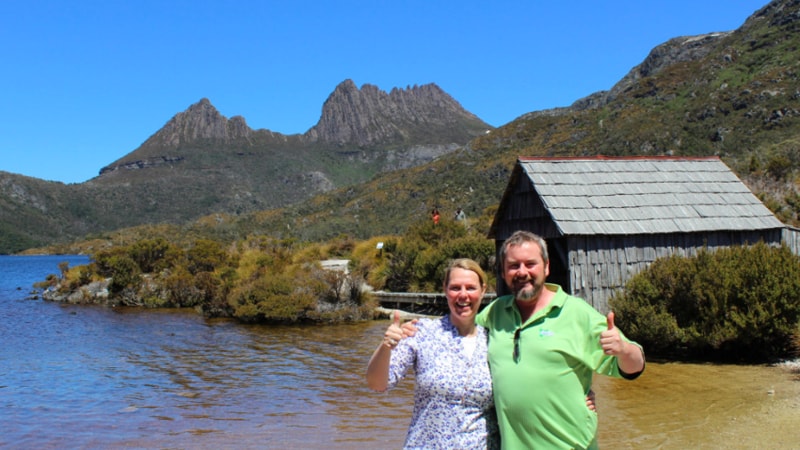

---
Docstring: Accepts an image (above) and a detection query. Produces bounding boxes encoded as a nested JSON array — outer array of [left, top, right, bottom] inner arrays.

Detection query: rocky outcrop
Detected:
[[98, 99, 258, 174], [305, 79, 488, 146], [382, 144, 461, 171], [98, 81, 490, 176], [145, 98, 254, 147], [520, 32, 731, 121], [98, 156, 185, 175], [289, 171, 335, 193], [604, 32, 731, 102], [42, 279, 110, 304]]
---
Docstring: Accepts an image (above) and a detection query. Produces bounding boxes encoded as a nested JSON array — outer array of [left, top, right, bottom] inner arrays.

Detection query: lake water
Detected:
[[1, 255, 798, 449]]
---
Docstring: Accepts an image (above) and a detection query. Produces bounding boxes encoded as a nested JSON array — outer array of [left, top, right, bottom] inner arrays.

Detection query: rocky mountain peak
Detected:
[[304, 79, 486, 146], [567, 0, 800, 113], [96, 80, 489, 179], [140, 98, 254, 149]]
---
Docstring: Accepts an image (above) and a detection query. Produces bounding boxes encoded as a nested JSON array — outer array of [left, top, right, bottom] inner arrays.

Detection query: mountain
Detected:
[[175, 0, 800, 244], [0, 80, 490, 253], [7, 0, 800, 255]]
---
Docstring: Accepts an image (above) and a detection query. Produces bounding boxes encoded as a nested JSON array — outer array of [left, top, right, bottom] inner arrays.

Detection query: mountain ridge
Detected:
[[0, 80, 491, 253], [192, 0, 800, 245], [6, 0, 800, 255], [98, 80, 487, 177]]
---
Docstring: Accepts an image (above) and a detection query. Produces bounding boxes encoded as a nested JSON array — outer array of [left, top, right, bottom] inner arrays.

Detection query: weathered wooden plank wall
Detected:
[[569, 229, 784, 313], [783, 227, 800, 256]]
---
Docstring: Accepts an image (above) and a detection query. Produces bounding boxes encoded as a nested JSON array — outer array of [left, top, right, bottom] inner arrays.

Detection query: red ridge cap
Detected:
[[517, 155, 721, 162]]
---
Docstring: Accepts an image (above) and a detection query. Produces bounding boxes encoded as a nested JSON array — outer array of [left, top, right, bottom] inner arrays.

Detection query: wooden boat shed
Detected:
[[488, 156, 787, 313]]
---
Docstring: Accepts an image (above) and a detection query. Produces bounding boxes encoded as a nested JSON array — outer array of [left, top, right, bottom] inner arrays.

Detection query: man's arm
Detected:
[[601, 312, 645, 376]]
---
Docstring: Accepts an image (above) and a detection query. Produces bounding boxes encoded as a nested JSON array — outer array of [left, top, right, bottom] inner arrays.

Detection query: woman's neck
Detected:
[[450, 315, 477, 337]]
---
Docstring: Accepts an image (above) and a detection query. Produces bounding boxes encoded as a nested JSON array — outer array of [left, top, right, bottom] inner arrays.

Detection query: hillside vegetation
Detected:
[[26, 0, 800, 362], [40, 217, 495, 322], [1, 82, 489, 254], [98, 0, 800, 248], [14, 0, 800, 254], [9, 0, 800, 252]]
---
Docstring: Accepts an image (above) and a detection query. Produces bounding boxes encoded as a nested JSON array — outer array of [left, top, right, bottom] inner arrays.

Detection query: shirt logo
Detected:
[[539, 329, 554, 337]]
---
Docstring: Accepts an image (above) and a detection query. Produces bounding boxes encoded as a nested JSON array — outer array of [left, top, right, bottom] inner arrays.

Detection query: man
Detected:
[[476, 230, 645, 449], [455, 207, 466, 222]]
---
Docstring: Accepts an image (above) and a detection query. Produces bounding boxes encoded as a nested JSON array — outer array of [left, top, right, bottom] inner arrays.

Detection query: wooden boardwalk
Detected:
[[373, 291, 497, 315]]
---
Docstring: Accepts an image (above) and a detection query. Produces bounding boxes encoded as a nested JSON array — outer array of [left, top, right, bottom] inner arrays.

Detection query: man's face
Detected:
[[502, 241, 550, 303]]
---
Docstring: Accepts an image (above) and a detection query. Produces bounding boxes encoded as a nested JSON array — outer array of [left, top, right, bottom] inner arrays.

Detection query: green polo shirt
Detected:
[[476, 284, 640, 450]]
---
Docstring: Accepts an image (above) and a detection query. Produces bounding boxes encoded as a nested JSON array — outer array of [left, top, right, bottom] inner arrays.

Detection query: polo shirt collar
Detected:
[[503, 283, 567, 325]]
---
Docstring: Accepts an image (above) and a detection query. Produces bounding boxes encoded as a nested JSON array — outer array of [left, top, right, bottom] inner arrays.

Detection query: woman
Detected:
[[366, 258, 498, 449], [431, 207, 441, 225]]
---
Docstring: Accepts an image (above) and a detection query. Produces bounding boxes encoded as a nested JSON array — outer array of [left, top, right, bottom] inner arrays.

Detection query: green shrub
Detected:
[[34, 273, 59, 290], [350, 235, 395, 289], [229, 271, 315, 323], [94, 247, 133, 277], [307, 264, 375, 322], [128, 238, 182, 273], [199, 268, 235, 317], [382, 239, 418, 292], [187, 239, 227, 274], [379, 220, 494, 292], [106, 255, 142, 295], [45, 217, 491, 323], [56, 264, 95, 292], [406, 217, 468, 245], [412, 246, 450, 292], [609, 275, 687, 357], [610, 242, 800, 362], [314, 265, 350, 305], [765, 154, 792, 180], [161, 267, 203, 307]]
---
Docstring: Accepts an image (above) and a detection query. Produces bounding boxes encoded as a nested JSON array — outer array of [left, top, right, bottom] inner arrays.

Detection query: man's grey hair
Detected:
[[498, 230, 549, 272]]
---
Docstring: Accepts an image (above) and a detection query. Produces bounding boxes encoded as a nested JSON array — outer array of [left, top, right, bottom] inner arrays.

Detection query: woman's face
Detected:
[[445, 267, 485, 325]]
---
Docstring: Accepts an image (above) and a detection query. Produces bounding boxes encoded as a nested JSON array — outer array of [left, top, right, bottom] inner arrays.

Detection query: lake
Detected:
[[1, 255, 798, 449]]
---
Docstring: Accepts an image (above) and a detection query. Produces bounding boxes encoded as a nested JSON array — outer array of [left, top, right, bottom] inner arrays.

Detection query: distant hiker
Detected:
[[431, 208, 441, 225], [455, 208, 466, 222]]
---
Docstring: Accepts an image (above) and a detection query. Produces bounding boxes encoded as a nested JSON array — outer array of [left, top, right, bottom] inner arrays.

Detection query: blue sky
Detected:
[[1, 0, 769, 183]]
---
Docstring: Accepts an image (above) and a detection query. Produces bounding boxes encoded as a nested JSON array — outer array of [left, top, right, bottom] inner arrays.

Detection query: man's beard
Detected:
[[513, 283, 536, 302]]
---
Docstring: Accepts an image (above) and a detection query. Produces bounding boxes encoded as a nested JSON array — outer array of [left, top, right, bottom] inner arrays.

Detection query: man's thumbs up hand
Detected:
[[600, 311, 623, 355]]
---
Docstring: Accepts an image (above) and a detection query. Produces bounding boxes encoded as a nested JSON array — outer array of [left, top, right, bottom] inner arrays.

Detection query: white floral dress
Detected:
[[387, 315, 499, 450]]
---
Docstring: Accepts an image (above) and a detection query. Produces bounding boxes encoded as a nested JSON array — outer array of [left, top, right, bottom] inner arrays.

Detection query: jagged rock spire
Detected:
[[305, 79, 484, 146], [141, 98, 253, 149]]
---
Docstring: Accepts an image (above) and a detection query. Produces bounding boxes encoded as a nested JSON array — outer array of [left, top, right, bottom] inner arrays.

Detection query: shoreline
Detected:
[[374, 306, 435, 321], [776, 358, 800, 370]]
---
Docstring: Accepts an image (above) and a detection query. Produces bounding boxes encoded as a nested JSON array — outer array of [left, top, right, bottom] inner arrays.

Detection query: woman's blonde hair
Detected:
[[443, 258, 487, 290]]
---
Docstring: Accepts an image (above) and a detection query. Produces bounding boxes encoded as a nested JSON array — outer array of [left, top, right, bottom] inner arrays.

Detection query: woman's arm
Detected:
[[365, 310, 404, 391]]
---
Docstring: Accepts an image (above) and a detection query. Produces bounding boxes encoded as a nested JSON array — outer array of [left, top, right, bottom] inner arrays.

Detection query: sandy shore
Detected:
[[713, 359, 800, 449], [589, 357, 800, 449]]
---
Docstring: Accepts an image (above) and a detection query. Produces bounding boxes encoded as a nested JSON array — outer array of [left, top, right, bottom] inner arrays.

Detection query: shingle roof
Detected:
[[517, 156, 784, 235]]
